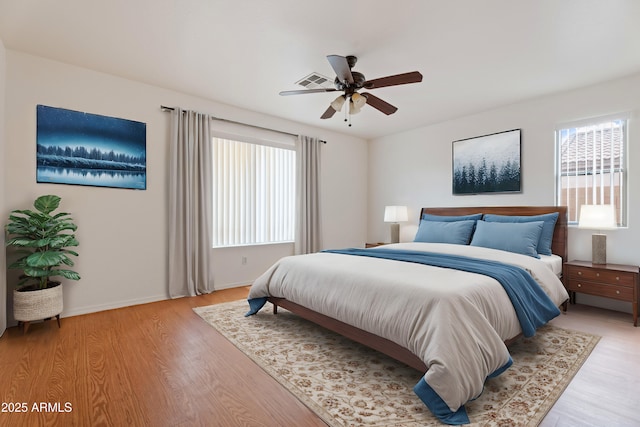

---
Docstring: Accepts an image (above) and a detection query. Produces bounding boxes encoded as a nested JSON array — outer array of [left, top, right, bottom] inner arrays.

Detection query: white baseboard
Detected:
[[61, 294, 170, 318], [5, 283, 250, 327], [214, 281, 251, 291], [61, 282, 249, 317]]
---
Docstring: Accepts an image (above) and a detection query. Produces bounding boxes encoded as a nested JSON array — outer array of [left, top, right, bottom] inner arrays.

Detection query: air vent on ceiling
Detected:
[[295, 73, 334, 90]]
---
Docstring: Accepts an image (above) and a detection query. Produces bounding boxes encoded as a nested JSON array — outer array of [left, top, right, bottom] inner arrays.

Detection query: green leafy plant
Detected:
[[5, 195, 80, 291]]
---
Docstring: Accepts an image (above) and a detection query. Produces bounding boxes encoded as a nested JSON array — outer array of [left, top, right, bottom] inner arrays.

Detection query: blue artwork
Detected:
[[452, 129, 521, 195], [36, 105, 147, 190]]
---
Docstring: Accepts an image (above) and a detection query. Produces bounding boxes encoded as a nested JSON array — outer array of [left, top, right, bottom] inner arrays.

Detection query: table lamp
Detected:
[[578, 204, 617, 265], [384, 206, 408, 243]]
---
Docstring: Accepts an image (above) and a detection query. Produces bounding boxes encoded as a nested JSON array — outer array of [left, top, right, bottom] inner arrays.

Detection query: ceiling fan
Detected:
[[279, 55, 423, 123]]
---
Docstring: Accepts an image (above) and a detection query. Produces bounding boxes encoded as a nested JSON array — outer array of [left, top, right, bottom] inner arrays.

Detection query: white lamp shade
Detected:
[[578, 204, 617, 230], [349, 101, 362, 115], [384, 205, 408, 223], [351, 93, 367, 108], [330, 95, 346, 112]]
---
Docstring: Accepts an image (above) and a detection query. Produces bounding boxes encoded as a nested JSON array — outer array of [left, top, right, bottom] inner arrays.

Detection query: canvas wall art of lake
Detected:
[[36, 105, 147, 190]]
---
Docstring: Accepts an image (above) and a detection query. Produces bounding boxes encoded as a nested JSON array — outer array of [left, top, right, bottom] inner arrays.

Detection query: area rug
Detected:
[[194, 300, 600, 427]]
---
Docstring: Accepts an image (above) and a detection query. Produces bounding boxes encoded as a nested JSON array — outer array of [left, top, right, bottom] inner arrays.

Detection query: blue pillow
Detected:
[[482, 212, 559, 256], [422, 213, 483, 222], [470, 220, 544, 258], [414, 220, 476, 245]]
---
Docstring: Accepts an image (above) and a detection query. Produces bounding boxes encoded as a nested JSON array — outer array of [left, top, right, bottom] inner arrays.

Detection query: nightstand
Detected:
[[563, 260, 639, 326], [365, 242, 388, 248]]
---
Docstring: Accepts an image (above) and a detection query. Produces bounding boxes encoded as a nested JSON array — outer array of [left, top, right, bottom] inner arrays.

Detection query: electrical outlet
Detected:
[[241, 256, 247, 265]]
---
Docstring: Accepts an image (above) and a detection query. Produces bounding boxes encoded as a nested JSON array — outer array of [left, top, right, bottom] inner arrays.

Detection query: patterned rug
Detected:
[[194, 300, 599, 427]]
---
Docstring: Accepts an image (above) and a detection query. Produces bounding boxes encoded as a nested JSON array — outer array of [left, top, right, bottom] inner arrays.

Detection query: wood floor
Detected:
[[541, 304, 640, 427], [0, 288, 638, 427]]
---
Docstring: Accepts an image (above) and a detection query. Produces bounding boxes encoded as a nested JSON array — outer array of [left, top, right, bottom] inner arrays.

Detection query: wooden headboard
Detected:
[[420, 206, 568, 262]]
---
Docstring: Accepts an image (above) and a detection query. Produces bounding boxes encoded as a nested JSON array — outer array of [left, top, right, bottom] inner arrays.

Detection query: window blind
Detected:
[[212, 137, 295, 247], [556, 116, 628, 225]]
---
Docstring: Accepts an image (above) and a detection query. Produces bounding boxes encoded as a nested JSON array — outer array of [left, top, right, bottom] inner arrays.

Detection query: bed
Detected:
[[246, 206, 569, 424]]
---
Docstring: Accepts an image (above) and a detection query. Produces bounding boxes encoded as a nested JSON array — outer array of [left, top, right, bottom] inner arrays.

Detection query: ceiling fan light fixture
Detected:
[[349, 100, 362, 115], [330, 95, 346, 112], [351, 92, 366, 109]]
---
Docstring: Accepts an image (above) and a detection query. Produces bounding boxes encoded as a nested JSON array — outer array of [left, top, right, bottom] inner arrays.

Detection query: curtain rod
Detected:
[[161, 105, 326, 143]]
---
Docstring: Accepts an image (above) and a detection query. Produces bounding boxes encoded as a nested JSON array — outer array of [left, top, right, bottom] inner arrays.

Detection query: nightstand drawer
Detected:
[[566, 266, 635, 287], [566, 280, 633, 301]]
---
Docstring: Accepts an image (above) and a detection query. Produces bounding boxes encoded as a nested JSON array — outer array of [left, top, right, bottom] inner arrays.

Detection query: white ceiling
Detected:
[[1, 0, 639, 139]]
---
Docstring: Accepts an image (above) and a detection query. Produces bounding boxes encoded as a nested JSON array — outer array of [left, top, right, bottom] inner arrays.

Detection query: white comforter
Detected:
[[248, 242, 569, 417]]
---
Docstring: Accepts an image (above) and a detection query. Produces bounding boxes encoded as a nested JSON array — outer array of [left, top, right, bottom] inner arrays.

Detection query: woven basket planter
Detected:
[[13, 283, 63, 322]]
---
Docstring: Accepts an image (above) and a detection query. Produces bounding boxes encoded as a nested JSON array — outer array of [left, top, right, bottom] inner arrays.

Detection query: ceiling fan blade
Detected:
[[327, 55, 354, 84], [279, 88, 338, 96], [320, 106, 337, 119], [364, 71, 423, 89], [361, 93, 398, 115]]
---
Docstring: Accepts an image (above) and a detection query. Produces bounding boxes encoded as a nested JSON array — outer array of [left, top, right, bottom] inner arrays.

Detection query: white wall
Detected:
[[0, 38, 7, 335], [369, 72, 640, 313], [3, 50, 368, 319]]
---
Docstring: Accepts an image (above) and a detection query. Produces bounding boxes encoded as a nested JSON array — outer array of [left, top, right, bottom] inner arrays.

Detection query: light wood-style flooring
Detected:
[[542, 304, 640, 427], [0, 288, 638, 427]]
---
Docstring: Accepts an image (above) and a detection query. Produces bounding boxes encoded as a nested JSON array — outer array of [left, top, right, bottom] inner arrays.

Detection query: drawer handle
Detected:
[[596, 273, 600, 277], [577, 271, 582, 275], [616, 290, 620, 294], [616, 276, 620, 281], [577, 283, 582, 288]]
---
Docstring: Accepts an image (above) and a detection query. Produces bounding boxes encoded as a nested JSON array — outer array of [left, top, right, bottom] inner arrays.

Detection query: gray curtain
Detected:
[[295, 135, 322, 254], [168, 108, 214, 297]]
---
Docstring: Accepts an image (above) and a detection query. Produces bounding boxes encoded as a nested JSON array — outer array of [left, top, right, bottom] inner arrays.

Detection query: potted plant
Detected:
[[5, 194, 80, 333]]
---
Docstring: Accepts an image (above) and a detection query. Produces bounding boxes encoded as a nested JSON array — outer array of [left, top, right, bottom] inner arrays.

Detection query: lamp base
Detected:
[[592, 234, 607, 265], [389, 223, 400, 244]]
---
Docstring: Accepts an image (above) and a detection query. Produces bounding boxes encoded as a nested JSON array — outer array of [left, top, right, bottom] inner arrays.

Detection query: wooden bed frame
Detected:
[[268, 206, 568, 373]]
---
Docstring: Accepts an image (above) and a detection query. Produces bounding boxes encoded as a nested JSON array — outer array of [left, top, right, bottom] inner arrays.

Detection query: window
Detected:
[[212, 137, 295, 247], [555, 116, 628, 226]]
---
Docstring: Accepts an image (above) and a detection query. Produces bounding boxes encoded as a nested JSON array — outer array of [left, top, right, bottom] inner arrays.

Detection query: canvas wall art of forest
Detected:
[[452, 129, 521, 195], [36, 105, 147, 190]]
